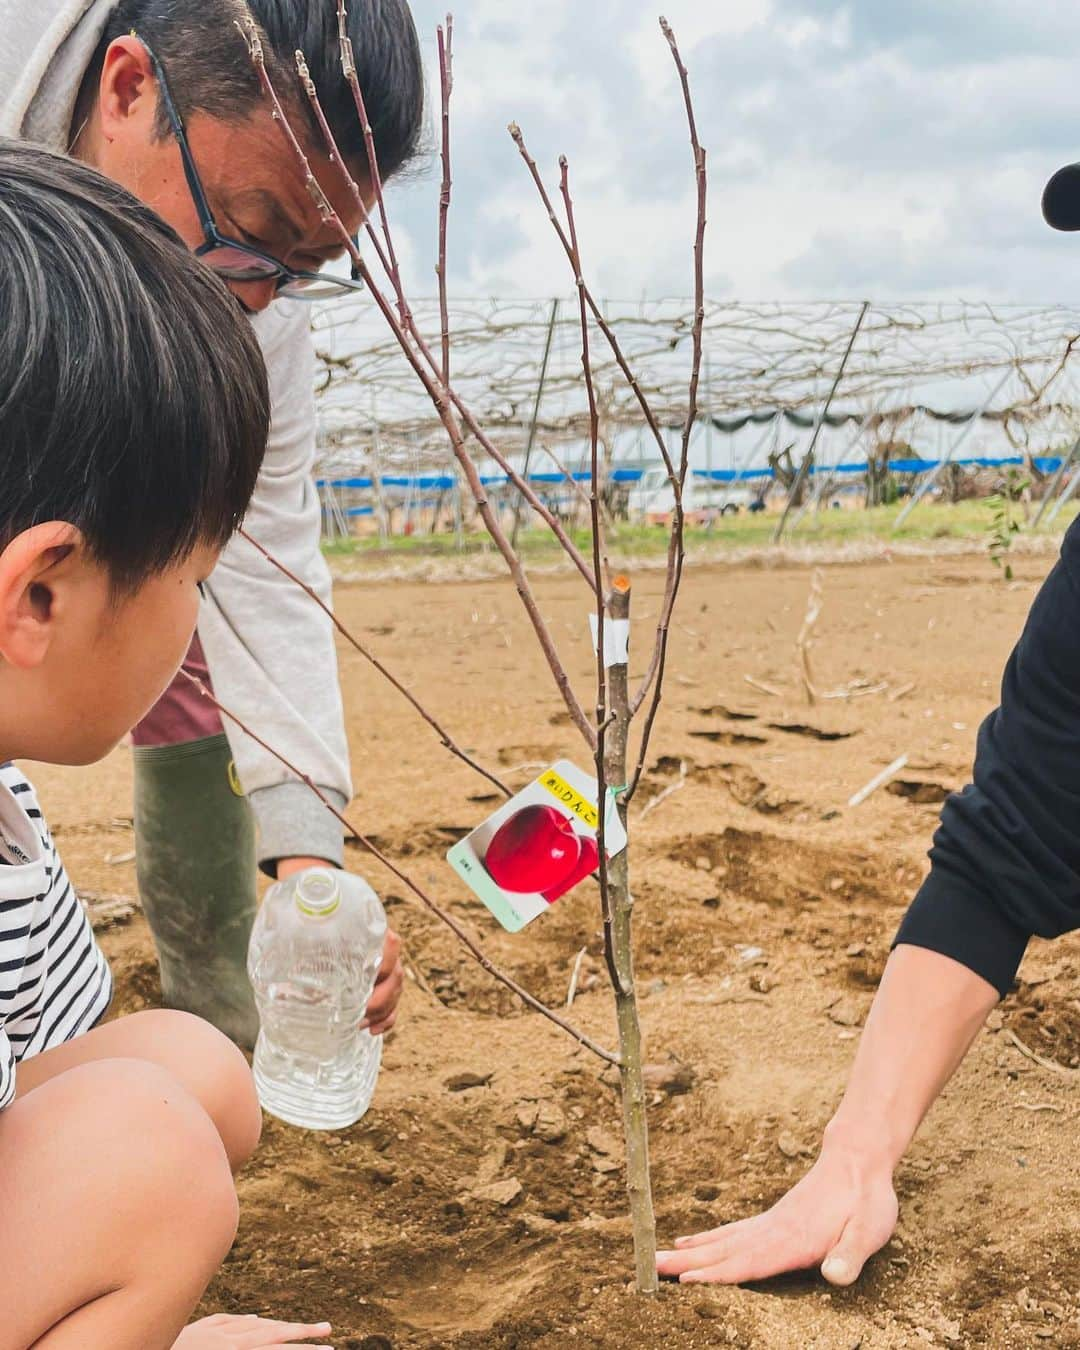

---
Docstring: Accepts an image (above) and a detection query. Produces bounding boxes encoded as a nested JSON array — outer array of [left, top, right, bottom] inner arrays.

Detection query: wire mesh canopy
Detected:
[[313, 296, 1080, 480]]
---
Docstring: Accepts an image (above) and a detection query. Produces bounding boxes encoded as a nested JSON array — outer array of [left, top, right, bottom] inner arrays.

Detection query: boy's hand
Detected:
[[175, 1314, 333, 1347], [656, 1138, 898, 1286], [362, 928, 403, 1035]]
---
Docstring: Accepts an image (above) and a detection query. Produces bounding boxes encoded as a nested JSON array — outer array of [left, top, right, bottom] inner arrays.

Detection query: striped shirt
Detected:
[[0, 765, 112, 1108]]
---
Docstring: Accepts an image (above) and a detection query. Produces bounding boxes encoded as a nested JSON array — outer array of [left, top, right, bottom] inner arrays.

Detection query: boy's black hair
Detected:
[[0, 138, 270, 587], [99, 0, 425, 182]]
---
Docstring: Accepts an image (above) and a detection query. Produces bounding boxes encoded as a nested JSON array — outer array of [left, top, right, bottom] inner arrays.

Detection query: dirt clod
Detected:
[[445, 1071, 492, 1092], [827, 996, 865, 1027], [532, 1101, 569, 1143], [468, 1178, 523, 1207]]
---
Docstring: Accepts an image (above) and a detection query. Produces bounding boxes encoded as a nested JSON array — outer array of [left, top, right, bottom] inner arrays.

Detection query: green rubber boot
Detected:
[[133, 734, 260, 1049]]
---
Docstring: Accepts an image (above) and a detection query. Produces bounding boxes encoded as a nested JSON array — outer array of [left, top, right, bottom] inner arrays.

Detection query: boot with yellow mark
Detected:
[[133, 733, 260, 1049]]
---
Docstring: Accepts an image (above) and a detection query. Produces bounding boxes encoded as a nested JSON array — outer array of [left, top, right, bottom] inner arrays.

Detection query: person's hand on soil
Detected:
[[656, 1137, 898, 1286], [174, 1314, 333, 1348], [362, 928, 403, 1036]]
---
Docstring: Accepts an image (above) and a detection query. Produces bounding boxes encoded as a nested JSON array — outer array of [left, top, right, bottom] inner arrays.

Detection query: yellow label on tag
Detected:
[[537, 767, 598, 829], [227, 760, 245, 799]]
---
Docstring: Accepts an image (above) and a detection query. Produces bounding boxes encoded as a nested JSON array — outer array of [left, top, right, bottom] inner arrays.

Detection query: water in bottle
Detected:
[[248, 867, 387, 1130]]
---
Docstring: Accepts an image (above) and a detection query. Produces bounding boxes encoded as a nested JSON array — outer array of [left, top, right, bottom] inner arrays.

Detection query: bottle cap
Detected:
[[294, 868, 341, 918]]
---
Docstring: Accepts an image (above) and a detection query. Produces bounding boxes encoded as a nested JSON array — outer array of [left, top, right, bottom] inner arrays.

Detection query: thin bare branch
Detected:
[[244, 31, 597, 744], [238, 528, 511, 797], [561, 156, 611, 593], [508, 123, 680, 497], [182, 671, 619, 1066], [336, 0, 411, 326], [354, 255, 599, 746], [561, 148, 618, 982], [297, 38, 598, 590], [295, 51, 366, 224], [437, 18, 454, 384], [639, 760, 688, 820], [539, 442, 610, 564], [625, 20, 707, 796], [237, 19, 340, 229]]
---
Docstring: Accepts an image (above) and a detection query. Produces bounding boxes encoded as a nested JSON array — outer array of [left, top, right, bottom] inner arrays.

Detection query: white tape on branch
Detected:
[[588, 615, 630, 668]]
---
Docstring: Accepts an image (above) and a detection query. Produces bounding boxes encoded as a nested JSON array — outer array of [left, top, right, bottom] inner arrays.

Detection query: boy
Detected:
[[0, 140, 331, 1348]]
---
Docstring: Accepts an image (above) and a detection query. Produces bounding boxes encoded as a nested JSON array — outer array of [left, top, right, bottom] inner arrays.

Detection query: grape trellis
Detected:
[[313, 298, 1080, 480]]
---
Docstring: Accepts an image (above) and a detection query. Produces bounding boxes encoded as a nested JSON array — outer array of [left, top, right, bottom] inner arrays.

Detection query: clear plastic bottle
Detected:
[[248, 867, 387, 1130]]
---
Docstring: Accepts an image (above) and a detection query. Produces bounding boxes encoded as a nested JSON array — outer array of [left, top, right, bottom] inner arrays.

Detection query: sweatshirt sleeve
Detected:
[[196, 304, 352, 875], [895, 519, 1080, 996]]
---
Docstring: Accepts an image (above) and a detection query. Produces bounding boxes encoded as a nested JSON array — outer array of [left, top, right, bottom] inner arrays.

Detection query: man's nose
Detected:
[[228, 278, 279, 314]]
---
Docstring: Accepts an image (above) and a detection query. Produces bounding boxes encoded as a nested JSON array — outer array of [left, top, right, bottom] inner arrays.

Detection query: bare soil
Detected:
[[28, 548, 1080, 1347]]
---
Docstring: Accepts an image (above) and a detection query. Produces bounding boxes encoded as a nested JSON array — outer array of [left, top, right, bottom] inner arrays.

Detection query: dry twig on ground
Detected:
[[795, 569, 824, 705]]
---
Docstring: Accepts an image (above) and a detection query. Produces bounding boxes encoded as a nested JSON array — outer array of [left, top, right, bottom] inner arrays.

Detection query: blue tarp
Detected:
[[691, 467, 773, 483], [322, 455, 1065, 495], [693, 454, 1065, 483], [319, 468, 648, 490]]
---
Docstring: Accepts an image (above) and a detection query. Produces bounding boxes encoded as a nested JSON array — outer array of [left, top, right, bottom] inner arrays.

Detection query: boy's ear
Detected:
[[0, 524, 84, 670]]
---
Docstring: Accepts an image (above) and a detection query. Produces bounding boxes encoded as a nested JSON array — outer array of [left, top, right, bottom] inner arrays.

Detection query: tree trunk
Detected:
[[602, 580, 658, 1293]]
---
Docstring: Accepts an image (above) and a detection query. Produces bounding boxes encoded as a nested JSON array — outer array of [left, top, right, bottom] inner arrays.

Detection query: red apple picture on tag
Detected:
[[447, 761, 627, 933], [484, 805, 600, 904]]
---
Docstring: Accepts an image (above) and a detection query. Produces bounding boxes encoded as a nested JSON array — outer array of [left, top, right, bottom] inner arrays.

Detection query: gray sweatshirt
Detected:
[[0, 0, 352, 868]]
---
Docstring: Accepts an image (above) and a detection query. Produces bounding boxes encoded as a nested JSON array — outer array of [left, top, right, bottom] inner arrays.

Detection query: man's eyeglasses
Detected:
[[140, 37, 364, 302]]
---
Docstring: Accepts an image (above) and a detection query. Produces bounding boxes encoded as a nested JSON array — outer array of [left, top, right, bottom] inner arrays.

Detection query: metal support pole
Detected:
[[893, 367, 1012, 530], [1033, 431, 1080, 528], [774, 300, 870, 543], [371, 430, 390, 544], [511, 297, 560, 549], [786, 414, 866, 533], [453, 464, 465, 550]]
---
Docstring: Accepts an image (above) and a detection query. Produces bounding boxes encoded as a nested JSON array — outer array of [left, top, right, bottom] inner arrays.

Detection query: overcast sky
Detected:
[[379, 0, 1080, 304]]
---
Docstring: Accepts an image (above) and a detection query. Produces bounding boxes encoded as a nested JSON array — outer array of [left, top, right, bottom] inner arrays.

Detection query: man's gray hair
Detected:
[[96, 0, 425, 181]]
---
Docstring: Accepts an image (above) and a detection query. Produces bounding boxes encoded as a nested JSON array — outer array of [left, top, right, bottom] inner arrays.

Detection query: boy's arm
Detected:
[[657, 945, 997, 1284], [196, 305, 352, 876]]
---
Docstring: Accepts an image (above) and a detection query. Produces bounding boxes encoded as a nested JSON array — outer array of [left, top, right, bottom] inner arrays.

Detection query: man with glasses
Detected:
[[144, 39, 363, 300], [0, 0, 426, 1049]]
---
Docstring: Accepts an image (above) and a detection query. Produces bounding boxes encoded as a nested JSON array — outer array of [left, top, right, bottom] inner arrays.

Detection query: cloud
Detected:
[[373, 0, 1080, 303]]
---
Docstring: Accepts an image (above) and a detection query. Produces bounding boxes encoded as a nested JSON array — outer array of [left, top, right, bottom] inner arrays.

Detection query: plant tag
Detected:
[[588, 614, 630, 667], [447, 760, 628, 933]]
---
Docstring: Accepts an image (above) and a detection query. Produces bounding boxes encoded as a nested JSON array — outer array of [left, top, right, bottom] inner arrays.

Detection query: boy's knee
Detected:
[[121, 1009, 263, 1170], [167, 1010, 263, 1169], [47, 1059, 239, 1259], [118, 1058, 240, 1264]]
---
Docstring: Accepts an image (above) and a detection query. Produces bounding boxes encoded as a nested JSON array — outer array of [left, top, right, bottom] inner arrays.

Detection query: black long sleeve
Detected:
[[895, 518, 1080, 997]]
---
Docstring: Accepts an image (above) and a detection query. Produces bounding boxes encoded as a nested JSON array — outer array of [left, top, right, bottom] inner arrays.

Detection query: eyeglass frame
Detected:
[[137, 35, 364, 302]]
